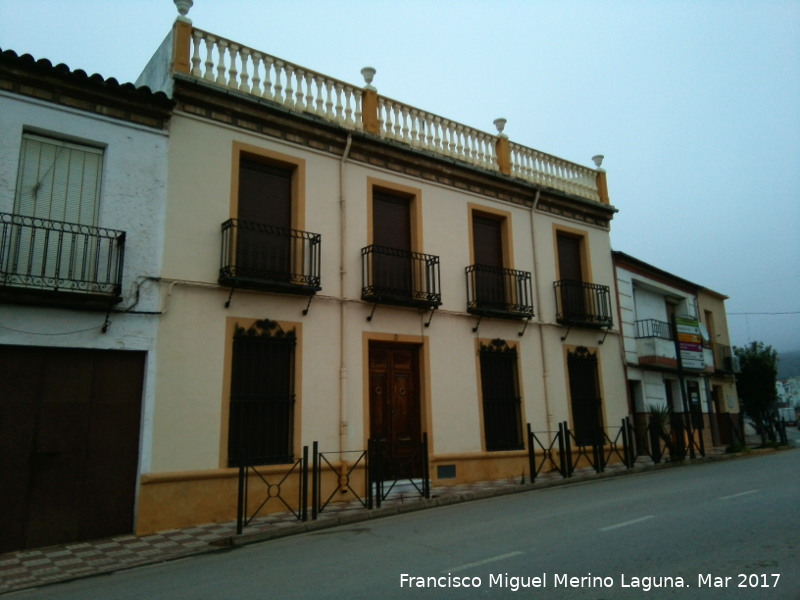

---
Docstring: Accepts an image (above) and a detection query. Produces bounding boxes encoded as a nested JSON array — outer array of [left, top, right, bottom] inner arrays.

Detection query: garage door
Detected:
[[0, 346, 145, 553]]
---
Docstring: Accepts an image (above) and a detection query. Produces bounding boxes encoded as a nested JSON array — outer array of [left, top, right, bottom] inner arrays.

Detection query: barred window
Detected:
[[479, 341, 523, 451], [228, 320, 296, 466]]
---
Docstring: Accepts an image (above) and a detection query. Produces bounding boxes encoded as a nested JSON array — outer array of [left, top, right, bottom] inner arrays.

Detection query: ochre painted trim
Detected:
[[362, 89, 379, 134], [219, 317, 304, 469], [562, 344, 608, 434], [230, 141, 307, 231], [467, 203, 515, 270], [552, 224, 594, 283], [172, 21, 192, 75], [473, 337, 527, 453], [361, 331, 432, 453], [366, 177, 423, 252]]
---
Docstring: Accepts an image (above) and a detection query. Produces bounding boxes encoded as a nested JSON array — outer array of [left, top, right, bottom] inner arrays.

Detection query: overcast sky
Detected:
[[1, 0, 798, 353]]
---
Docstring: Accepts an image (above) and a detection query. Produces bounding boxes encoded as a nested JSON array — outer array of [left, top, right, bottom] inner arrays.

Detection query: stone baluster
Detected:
[[250, 52, 262, 97], [294, 69, 306, 111], [314, 76, 325, 116], [324, 80, 335, 119], [202, 35, 216, 81], [262, 55, 274, 100], [190, 32, 202, 77], [273, 60, 285, 104], [226, 44, 239, 90], [304, 72, 315, 113], [376, 98, 386, 136], [354, 91, 363, 130], [334, 82, 344, 123], [215, 40, 228, 86], [239, 48, 251, 93], [284, 64, 295, 109]]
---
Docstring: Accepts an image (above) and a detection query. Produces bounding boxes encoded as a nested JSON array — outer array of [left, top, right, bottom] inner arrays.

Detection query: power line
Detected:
[[728, 311, 800, 316]]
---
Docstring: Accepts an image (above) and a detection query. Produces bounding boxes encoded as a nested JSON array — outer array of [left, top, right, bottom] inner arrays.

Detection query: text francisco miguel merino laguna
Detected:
[[398, 572, 779, 592]]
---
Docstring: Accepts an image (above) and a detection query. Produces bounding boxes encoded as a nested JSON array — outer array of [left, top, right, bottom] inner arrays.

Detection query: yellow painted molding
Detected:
[[495, 136, 511, 175], [362, 89, 379, 134], [595, 170, 610, 204], [172, 21, 193, 75]]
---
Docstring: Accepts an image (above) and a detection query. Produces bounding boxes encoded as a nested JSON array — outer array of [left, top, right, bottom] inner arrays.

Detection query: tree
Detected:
[[734, 341, 779, 444]]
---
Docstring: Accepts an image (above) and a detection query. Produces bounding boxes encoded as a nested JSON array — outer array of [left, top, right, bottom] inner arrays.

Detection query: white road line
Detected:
[[599, 515, 654, 532], [446, 551, 524, 573], [719, 489, 759, 500]]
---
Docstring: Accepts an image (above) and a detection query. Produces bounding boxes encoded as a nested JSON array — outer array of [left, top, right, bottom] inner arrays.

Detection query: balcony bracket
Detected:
[[598, 326, 611, 345], [518, 317, 531, 338], [423, 307, 436, 328], [302, 295, 314, 316], [366, 303, 379, 322], [560, 325, 572, 342], [224, 287, 236, 309], [471, 315, 483, 333]]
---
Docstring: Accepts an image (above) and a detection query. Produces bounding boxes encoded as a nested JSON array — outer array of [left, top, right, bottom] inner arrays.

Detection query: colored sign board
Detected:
[[675, 317, 705, 370]]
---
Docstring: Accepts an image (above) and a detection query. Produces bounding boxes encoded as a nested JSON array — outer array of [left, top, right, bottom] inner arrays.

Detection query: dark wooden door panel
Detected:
[[0, 346, 144, 553], [368, 343, 421, 478]]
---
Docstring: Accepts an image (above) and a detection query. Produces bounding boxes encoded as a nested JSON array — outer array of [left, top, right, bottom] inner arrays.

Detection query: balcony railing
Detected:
[[465, 264, 533, 320], [361, 244, 441, 309], [219, 219, 321, 295], [713, 343, 737, 373], [177, 28, 603, 203], [553, 279, 612, 328], [0, 212, 125, 305], [635, 319, 672, 340]]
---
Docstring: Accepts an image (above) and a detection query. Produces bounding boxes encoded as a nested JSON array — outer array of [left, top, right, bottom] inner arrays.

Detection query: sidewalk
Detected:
[[0, 442, 780, 595]]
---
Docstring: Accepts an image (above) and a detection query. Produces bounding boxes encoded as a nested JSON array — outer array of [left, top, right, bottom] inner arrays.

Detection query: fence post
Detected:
[[422, 433, 430, 499], [311, 441, 319, 520], [236, 461, 245, 535], [301, 445, 309, 522], [527, 423, 536, 483], [366, 438, 374, 510], [562, 421, 574, 477]]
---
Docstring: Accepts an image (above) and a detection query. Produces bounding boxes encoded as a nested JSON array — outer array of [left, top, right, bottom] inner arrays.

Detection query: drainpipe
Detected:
[[339, 134, 353, 459], [529, 190, 553, 432]]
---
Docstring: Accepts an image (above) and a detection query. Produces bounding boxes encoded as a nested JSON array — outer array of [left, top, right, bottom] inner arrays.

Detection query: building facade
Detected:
[[613, 251, 741, 456], [0, 49, 172, 552], [131, 12, 628, 533]]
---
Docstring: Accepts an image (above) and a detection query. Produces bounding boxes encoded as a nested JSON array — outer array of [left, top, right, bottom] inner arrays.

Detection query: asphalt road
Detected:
[[8, 437, 800, 600]]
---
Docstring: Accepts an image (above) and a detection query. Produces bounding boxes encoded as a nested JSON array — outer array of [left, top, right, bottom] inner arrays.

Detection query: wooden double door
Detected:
[[368, 343, 423, 479], [0, 346, 144, 553]]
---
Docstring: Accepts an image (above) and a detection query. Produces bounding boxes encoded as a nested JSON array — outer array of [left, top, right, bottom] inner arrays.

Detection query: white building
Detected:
[[0, 48, 172, 552]]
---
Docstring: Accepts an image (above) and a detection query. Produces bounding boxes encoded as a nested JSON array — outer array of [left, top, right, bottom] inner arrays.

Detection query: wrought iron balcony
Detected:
[[713, 343, 737, 373], [361, 244, 441, 309], [635, 319, 672, 339], [553, 279, 612, 328], [0, 212, 125, 307], [465, 264, 533, 320], [219, 218, 321, 295]]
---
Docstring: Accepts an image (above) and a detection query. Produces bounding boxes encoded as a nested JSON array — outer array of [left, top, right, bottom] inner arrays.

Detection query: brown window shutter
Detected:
[[238, 158, 292, 228]]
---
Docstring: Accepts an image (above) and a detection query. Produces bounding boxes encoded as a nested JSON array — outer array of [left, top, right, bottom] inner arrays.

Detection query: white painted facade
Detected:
[[0, 89, 169, 471]]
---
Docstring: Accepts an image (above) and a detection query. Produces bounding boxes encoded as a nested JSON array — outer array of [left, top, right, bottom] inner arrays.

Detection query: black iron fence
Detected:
[[553, 279, 613, 328], [0, 212, 125, 300], [465, 264, 534, 319], [236, 436, 431, 532], [635, 318, 672, 339], [361, 244, 441, 309], [219, 218, 321, 294], [368, 435, 431, 508]]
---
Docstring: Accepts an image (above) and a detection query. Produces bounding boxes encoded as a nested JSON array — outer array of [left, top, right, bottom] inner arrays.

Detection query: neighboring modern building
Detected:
[[613, 251, 741, 455], [0, 49, 172, 552], [129, 9, 628, 533]]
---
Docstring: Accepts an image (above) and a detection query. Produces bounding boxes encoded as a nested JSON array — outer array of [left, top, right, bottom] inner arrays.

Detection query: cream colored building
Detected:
[[133, 10, 629, 533]]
